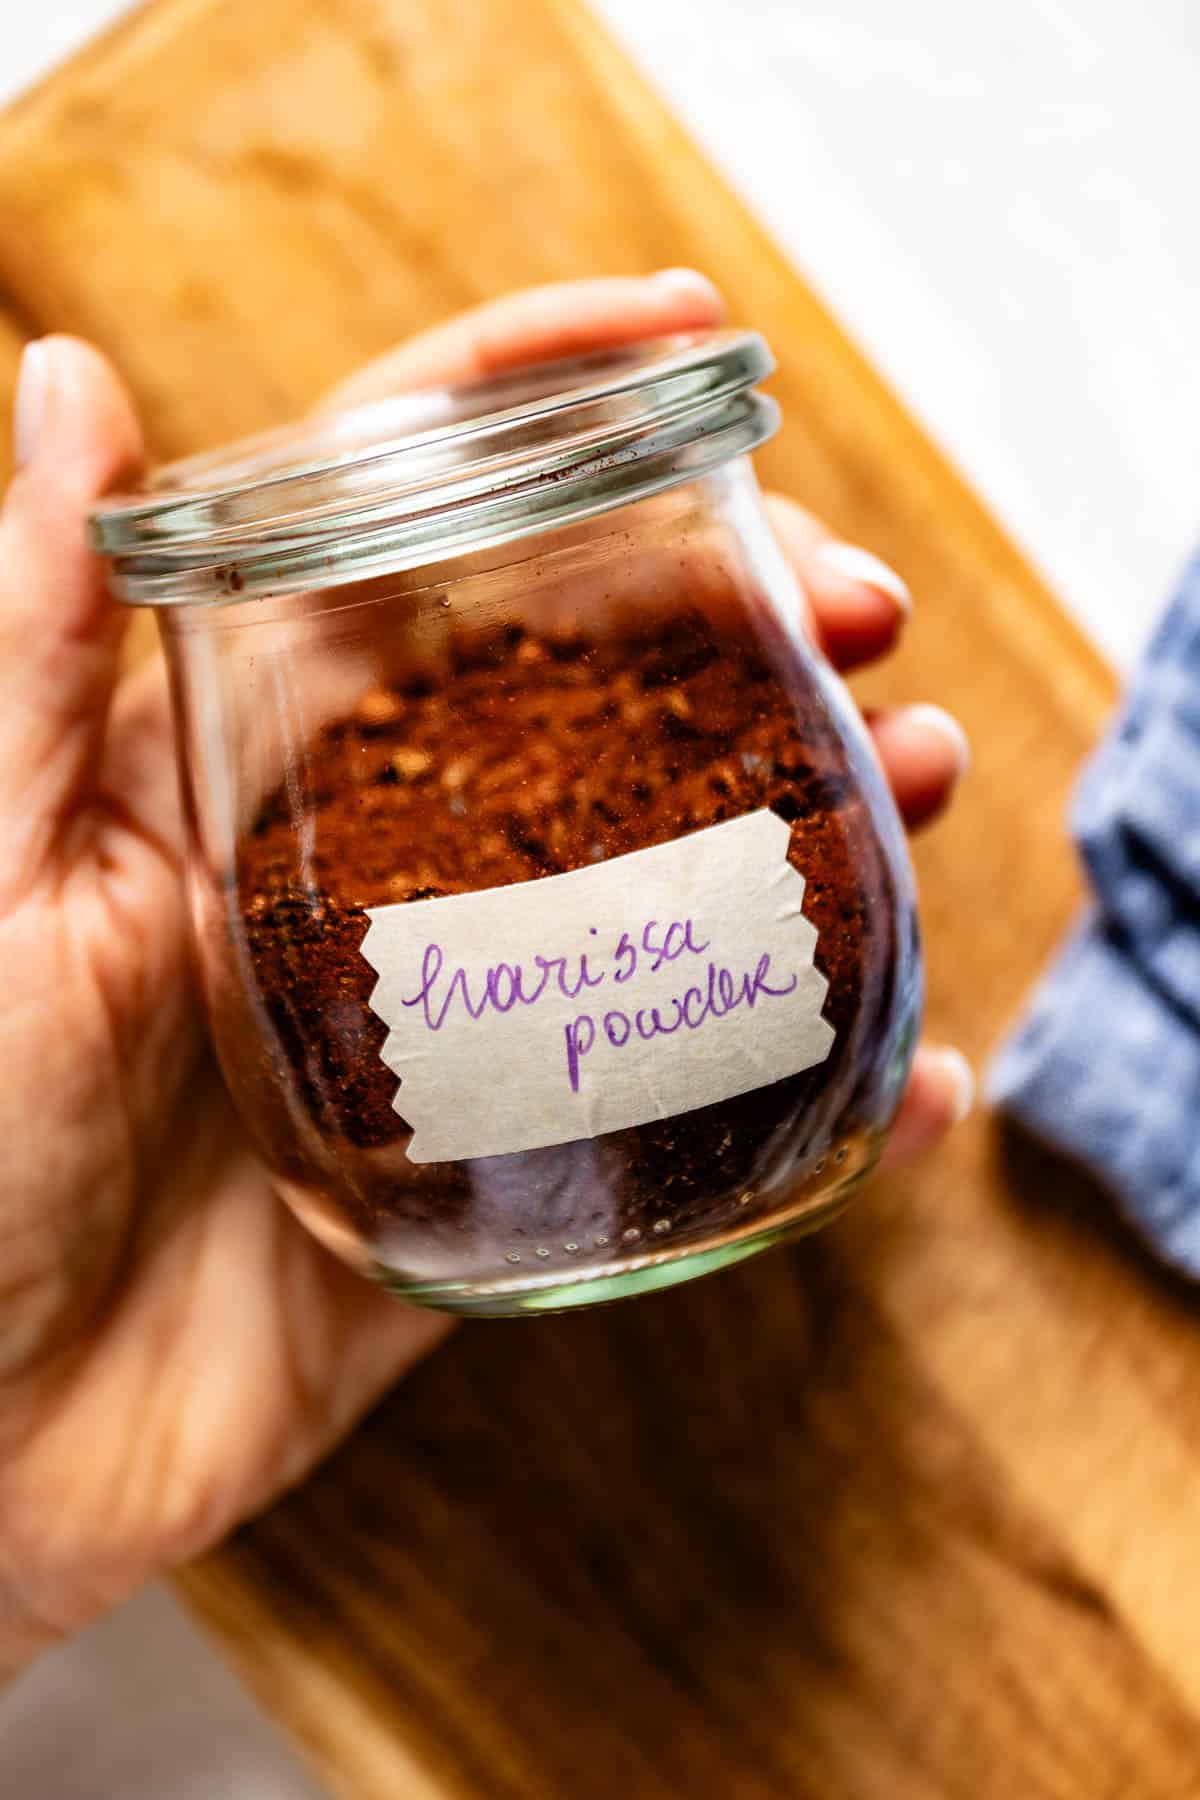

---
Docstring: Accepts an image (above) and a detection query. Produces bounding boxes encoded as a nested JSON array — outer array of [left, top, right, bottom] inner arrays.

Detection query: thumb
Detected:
[[0, 336, 143, 890]]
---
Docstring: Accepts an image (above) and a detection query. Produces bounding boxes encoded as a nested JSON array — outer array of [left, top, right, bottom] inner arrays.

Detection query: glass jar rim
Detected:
[[90, 329, 777, 606]]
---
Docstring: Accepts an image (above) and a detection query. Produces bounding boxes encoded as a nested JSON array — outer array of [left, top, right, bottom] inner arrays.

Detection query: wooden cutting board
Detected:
[[4, 4, 1200, 1795]]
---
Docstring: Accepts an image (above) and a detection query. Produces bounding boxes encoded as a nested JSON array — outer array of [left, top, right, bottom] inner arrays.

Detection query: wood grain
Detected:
[[2, 2, 1196, 1796]]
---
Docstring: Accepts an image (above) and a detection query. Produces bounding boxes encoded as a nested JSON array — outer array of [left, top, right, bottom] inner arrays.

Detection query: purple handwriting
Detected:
[[400, 917, 710, 1034], [397, 913, 794, 1094], [563, 954, 798, 1091]]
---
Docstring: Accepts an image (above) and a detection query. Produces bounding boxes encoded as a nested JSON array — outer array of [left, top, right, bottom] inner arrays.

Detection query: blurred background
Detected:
[[10, 0, 1194, 680], [1, 1, 1197, 1794], [5, 0, 1200, 678]]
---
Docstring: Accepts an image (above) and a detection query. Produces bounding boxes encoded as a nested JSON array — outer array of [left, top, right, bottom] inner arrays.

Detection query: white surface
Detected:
[[0, 0, 1197, 1794], [0, 0, 129, 110], [0, 1585, 321, 1799]]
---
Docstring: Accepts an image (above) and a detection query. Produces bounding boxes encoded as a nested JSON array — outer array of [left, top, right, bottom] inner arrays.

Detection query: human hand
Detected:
[[0, 271, 969, 1675]]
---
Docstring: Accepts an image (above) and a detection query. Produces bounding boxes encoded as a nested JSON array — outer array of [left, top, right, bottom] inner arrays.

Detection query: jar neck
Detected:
[[95, 333, 778, 607], [162, 461, 779, 644]]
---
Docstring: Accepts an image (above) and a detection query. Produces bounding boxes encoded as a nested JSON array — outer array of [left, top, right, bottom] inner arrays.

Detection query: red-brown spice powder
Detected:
[[212, 599, 918, 1276]]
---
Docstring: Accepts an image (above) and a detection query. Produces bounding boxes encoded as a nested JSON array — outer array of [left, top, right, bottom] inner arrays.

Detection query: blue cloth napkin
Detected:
[[990, 551, 1200, 1276]]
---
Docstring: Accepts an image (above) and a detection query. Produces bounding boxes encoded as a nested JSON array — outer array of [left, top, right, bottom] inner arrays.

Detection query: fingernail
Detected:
[[14, 339, 51, 468], [650, 267, 723, 309], [903, 702, 970, 776], [932, 1046, 975, 1123], [815, 542, 911, 614]]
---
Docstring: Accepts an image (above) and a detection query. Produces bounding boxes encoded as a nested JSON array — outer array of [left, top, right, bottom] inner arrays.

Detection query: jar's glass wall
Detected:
[[164, 461, 920, 1312]]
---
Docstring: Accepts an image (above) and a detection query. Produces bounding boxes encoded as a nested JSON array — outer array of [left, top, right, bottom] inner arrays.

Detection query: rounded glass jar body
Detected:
[[162, 458, 920, 1313]]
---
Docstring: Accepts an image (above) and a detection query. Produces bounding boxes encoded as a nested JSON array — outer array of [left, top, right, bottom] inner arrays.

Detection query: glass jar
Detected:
[[92, 332, 921, 1315]]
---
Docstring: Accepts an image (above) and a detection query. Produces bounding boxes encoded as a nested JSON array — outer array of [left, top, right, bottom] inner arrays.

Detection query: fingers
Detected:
[[880, 1044, 975, 1167], [764, 497, 968, 827], [764, 488, 972, 1151], [765, 493, 912, 672], [770, 490, 968, 1153], [323, 269, 724, 409], [867, 704, 969, 829], [0, 337, 143, 888]]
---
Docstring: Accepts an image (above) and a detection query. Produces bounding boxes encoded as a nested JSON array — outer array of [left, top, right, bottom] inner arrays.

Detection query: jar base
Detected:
[[375, 1179, 863, 1317]]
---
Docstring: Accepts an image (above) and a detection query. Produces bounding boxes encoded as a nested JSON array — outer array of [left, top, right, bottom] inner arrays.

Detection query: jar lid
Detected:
[[89, 329, 777, 605]]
